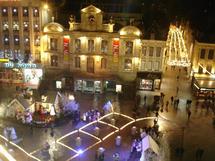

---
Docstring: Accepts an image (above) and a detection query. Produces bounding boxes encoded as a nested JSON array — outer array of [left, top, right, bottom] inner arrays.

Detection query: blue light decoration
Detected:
[[77, 149, 83, 155], [3, 62, 38, 69]]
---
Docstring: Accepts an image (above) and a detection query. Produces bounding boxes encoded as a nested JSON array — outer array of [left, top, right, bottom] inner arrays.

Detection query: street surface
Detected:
[[0, 66, 215, 161]]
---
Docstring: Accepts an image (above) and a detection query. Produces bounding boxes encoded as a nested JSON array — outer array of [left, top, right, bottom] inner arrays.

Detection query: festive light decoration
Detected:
[[198, 63, 215, 78], [0, 113, 156, 161], [57, 112, 156, 161], [166, 25, 191, 67]]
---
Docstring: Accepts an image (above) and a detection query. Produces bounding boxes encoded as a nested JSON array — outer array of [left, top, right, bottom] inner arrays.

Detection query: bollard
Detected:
[[94, 126, 100, 136], [111, 118, 116, 126], [131, 126, 137, 136], [115, 135, 121, 146], [75, 136, 82, 147]]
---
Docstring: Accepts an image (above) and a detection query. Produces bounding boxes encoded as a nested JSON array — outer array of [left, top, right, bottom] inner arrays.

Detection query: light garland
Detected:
[[0, 113, 157, 161], [198, 63, 215, 78], [166, 25, 191, 67]]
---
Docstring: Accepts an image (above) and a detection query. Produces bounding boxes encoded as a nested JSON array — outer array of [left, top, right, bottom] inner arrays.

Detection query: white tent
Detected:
[[140, 135, 159, 161]]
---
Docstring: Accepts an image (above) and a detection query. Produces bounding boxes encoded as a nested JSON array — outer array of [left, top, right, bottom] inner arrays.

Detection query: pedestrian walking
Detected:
[[188, 110, 191, 120], [144, 95, 147, 105], [177, 75, 179, 81], [165, 101, 169, 112], [199, 148, 204, 160], [171, 96, 174, 105]]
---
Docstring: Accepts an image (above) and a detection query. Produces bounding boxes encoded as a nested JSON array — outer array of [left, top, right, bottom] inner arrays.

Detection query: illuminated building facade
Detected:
[[0, 0, 49, 87], [191, 41, 215, 97], [0, 0, 50, 62], [41, 5, 165, 93]]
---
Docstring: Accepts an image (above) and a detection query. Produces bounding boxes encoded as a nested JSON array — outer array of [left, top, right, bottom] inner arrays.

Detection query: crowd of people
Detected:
[[82, 109, 101, 122]]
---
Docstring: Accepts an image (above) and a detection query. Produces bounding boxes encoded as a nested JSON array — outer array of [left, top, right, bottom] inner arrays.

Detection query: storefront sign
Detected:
[[113, 39, 119, 63], [63, 36, 70, 61], [3, 62, 37, 69]]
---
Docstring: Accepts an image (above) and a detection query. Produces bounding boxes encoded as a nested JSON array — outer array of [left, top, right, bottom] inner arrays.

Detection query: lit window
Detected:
[[124, 59, 132, 70], [23, 7, 28, 17], [208, 49, 214, 60], [156, 47, 161, 57], [33, 8, 39, 17], [2, 8, 8, 16], [75, 57, 80, 68], [24, 37, 30, 45], [51, 55, 58, 66], [101, 58, 107, 69], [125, 41, 133, 55], [142, 46, 147, 56], [4, 35, 9, 45], [101, 40, 108, 53], [34, 24, 39, 31], [3, 21, 9, 31], [75, 39, 81, 52], [149, 47, 154, 56], [200, 49, 205, 59], [35, 36, 40, 46], [50, 38, 58, 50], [23, 21, 29, 31], [13, 21, 19, 31], [88, 40, 95, 52], [12, 7, 18, 16], [14, 35, 19, 45]]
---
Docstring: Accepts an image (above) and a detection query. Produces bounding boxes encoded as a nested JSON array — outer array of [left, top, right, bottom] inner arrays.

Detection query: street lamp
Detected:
[[44, 4, 49, 10]]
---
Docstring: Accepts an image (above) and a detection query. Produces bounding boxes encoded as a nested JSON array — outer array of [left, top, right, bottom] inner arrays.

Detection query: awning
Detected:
[[73, 72, 121, 81], [194, 76, 215, 90], [137, 72, 162, 80]]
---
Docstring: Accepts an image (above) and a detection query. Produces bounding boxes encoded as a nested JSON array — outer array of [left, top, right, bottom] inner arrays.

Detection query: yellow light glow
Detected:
[[135, 31, 141, 36], [0, 145, 16, 161], [95, 56, 100, 62], [64, 35, 70, 39], [44, 4, 48, 10], [113, 38, 119, 41], [80, 55, 86, 61]]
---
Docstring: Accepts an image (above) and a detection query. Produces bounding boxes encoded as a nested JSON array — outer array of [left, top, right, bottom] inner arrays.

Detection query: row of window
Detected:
[[2, 21, 39, 32], [2, 35, 30, 45], [50, 56, 138, 71], [0, 7, 39, 17], [199, 49, 214, 60], [198, 65, 213, 74], [49, 38, 162, 57]]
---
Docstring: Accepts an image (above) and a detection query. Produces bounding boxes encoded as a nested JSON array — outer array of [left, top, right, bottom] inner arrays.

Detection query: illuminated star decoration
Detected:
[[166, 25, 191, 67]]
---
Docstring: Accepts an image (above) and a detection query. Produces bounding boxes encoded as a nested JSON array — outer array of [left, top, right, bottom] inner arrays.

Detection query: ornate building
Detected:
[[41, 5, 165, 93], [191, 41, 215, 97], [0, 0, 50, 88]]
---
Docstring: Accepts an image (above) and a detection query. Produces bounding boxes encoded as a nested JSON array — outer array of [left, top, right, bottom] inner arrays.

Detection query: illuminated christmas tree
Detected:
[[166, 25, 191, 67]]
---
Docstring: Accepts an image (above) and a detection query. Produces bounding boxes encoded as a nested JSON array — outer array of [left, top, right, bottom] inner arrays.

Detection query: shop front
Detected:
[[137, 72, 162, 91], [73, 73, 119, 93], [0, 62, 42, 89], [192, 75, 215, 98]]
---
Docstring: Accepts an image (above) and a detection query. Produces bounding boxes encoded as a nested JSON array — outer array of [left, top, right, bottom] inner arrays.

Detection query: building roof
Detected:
[[7, 96, 31, 110], [142, 135, 159, 155], [43, 22, 64, 33], [119, 25, 142, 37], [81, 5, 102, 14]]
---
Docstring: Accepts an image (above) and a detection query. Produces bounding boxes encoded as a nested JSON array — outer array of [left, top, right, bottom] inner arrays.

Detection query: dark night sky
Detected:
[[51, 0, 215, 42]]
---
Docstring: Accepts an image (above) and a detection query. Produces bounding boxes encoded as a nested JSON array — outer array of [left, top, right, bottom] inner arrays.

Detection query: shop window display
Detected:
[[140, 79, 153, 90]]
